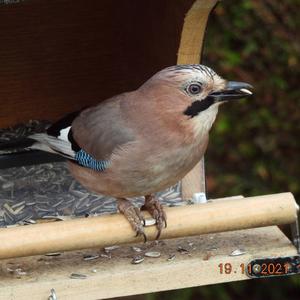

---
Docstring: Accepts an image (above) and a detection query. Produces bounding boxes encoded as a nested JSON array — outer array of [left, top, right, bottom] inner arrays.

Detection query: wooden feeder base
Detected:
[[0, 226, 296, 300]]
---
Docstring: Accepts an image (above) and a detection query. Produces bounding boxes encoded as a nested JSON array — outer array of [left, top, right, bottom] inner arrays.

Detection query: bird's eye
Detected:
[[187, 83, 202, 95]]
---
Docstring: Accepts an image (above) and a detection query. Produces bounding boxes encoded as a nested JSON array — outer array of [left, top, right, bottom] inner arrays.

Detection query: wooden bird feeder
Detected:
[[0, 0, 299, 299]]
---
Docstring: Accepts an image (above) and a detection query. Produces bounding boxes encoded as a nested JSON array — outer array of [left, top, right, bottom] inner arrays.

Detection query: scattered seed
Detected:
[[42, 215, 65, 221], [45, 252, 61, 257], [132, 246, 142, 253], [23, 219, 36, 224], [230, 249, 246, 256], [4, 212, 14, 222], [145, 251, 161, 258], [100, 253, 112, 259], [6, 224, 19, 228], [2, 182, 14, 189], [167, 254, 176, 261], [11, 201, 25, 209], [131, 256, 144, 264], [104, 245, 120, 252], [48, 288, 57, 300], [70, 190, 87, 198], [15, 268, 27, 276], [83, 255, 100, 261], [206, 247, 217, 251], [144, 218, 156, 226], [177, 246, 189, 254], [70, 273, 87, 279], [3, 203, 16, 215], [91, 269, 97, 273], [52, 200, 64, 208]]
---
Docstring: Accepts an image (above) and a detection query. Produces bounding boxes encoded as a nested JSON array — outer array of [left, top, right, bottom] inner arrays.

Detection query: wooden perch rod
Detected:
[[0, 193, 297, 259]]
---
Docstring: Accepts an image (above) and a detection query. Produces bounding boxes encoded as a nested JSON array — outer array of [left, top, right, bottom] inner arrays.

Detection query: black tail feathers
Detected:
[[0, 138, 35, 153]]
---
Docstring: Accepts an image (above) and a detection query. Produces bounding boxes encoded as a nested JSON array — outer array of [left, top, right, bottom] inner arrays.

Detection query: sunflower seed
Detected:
[[131, 256, 144, 264], [100, 253, 112, 259], [177, 246, 189, 254], [45, 252, 61, 256], [42, 215, 65, 221], [83, 255, 100, 261], [167, 254, 176, 261], [48, 288, 57, 300], [52, 200, 64, 208], [206, 247, 217, 251], [11, 201, 25, 209], [70, 273, 87, 279], [23, 219, 36, 224], [229, 249, 246, 256], [75, 194, 90, 209], [145, 251, 161, 258], [144, 218, 156, 226], [70, 190, 87, 198], [131, 246, 142, 253], [91, 269, 97, 273], [3, 203, 16, 215], [15, 268, 27, 276], [12, 205, 25, 215], [2, 182, 14, 189], [3, 211, 14, 222], [104, 245, 120, 252]]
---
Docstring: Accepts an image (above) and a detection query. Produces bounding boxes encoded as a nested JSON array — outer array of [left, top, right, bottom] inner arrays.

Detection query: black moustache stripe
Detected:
[[184, 96, 215, 118]]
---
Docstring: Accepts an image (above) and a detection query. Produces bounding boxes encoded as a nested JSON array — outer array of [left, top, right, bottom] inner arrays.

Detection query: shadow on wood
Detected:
[[0, 0, 198, 128]]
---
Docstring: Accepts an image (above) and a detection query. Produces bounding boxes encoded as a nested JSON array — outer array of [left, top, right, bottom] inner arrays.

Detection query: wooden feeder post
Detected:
[[178, 0, 218, 199]]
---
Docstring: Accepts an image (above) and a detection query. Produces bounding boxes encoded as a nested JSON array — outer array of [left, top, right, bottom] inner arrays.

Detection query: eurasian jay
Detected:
[[0, 64, 253, 240]]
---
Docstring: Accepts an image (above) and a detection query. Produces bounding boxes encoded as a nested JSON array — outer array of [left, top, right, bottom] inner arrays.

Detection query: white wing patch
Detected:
[[58, 126, 71, 141], [29, 133, 76, 159]]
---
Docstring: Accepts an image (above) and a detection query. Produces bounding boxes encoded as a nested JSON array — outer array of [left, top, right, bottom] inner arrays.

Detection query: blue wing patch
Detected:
[[75, 149, 109, 171]]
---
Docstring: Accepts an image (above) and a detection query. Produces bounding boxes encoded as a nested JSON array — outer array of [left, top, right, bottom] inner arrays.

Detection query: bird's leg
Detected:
[[116, 198, 147, 242], [142, 194, 167, 239]]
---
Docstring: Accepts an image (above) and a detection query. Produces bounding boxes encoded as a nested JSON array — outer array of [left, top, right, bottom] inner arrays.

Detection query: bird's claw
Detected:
[[117, 198, 147, 242], [142, 195, 167, 239], [135, 229, 147, 243]]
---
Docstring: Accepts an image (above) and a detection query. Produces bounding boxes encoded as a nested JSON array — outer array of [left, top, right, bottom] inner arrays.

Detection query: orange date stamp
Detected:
[[218, 262, 291, 276]]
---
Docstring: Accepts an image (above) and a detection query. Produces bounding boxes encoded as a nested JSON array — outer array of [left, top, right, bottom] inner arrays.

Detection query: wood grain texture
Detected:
[[0, 226, 297, 300], [0, 0, 194, 127], [0, 193, 297, 259], [177, 0, 219, 199], [177, 0, 218, 64]]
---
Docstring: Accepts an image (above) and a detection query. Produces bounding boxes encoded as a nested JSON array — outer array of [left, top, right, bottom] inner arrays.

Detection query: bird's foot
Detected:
[[142, 195, 167, 239], [117, 198, 147, 242]]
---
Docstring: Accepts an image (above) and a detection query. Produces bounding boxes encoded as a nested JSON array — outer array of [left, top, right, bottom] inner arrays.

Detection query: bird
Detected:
[[0, 64, 253, 240]]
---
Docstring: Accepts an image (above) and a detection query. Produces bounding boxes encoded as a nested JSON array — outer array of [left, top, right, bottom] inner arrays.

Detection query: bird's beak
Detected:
[[209, 81, 253, 102]]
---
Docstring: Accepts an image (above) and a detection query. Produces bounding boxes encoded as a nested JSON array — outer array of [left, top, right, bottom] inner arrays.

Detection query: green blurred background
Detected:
[[147, 0, 300, 299], [204, 0, 299, 201]]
